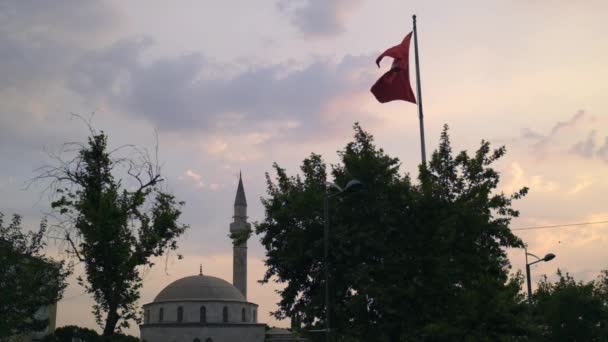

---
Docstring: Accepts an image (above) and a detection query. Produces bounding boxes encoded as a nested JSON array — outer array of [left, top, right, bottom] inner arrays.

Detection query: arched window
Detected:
[[200, 306, 206, 323], [193, 339, 200, 342], [222, 306, 228, 323], [159, 307, 164, 322], [241, 307, 246, 322], [177, 306, 183, 322]]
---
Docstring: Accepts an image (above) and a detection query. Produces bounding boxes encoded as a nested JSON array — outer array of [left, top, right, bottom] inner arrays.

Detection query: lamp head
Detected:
[[343, 179, 363, 192], [543, 253, 556, 262], [325, 182, 342, 192]]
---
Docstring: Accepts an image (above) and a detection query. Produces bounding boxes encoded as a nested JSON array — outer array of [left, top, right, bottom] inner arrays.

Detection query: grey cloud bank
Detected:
[[68, 38, 375, 138], [0, 1, 119, 91], [1, 0, 378, 156]]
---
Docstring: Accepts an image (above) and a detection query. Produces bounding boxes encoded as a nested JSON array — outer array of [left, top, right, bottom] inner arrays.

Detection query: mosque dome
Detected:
[[153, 275, 246, 303], [140, 175, 307, 341]]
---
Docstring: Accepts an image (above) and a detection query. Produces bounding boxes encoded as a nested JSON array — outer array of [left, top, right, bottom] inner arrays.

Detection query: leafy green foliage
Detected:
[[41, 325, 99, 342], [408, 126, 529, 341], [533, 270, 608, 341], [230, 226, 253, 246], [41, 325, 139, 342], [256, 124, 529, 341], [43, 132, 188, 335], [0, 213, 69, 340]]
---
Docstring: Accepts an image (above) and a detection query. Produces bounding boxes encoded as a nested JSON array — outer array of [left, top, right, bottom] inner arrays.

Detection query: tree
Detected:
[[0, 213, 69, 340], [403, 126, 530, 341], [256, 124, 529, 341], [37, 130, 188, 336], [41, 325, 99, 342], [41, 325, 139, 342], [534, 270, 607, 341]]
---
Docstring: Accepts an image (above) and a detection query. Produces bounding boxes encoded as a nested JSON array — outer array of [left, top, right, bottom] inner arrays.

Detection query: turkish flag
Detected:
[[371, 32, 417, 104]]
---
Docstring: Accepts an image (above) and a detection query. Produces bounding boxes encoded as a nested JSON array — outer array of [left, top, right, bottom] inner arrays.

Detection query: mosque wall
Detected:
[[143, 301, 258, 325], [140, 324, 266, 342]]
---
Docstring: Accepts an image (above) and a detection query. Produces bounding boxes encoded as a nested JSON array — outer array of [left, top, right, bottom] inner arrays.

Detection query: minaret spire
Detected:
[[230, 172, 250, 299], [234, 171, 247, 207]]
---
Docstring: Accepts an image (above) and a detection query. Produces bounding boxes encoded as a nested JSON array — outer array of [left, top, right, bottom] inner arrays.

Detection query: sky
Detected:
[[1, 0, 608, 336]]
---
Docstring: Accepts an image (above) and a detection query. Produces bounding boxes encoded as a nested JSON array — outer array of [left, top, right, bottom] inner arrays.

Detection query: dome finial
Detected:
[[199, 264, 203, 276]]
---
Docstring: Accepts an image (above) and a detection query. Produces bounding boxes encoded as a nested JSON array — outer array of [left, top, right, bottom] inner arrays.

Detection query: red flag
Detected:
[[371, 32, 417, 104]]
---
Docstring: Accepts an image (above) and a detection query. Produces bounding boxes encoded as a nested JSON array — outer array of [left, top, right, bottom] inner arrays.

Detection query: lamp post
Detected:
[[525, 247, 556, 304], [324, 179, 362, 342]]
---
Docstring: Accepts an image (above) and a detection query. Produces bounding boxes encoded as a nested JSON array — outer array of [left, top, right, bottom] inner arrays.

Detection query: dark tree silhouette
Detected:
[[256, 124, 529, 341], [0, 213, 69, 339], [36, 128, 188, 336]]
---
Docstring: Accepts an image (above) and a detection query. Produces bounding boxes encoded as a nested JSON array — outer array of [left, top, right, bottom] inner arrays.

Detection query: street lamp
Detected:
[[525, 247, 556, 303], [323, 179, 362, 342]]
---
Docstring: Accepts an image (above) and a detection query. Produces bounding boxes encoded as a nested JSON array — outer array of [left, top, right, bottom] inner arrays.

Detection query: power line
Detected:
[[513, 220, 608, 231]]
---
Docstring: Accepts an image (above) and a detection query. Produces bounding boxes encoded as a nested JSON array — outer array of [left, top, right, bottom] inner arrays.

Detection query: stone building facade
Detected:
[[140, 275, 265, 342]]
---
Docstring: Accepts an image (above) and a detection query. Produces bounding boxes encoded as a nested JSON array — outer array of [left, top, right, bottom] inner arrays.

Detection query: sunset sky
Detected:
[[1, 0, 607, 335]]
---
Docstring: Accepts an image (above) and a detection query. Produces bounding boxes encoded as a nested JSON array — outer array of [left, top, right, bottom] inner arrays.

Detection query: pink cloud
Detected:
[[184, 169, 205, 188]]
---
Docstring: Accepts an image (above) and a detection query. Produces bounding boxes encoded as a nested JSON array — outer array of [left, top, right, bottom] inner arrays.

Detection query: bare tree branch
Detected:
[[65, 233, 84, 262]]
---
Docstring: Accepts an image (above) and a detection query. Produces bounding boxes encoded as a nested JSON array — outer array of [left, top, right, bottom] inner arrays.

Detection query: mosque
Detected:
[[139, 175, 307, 342]]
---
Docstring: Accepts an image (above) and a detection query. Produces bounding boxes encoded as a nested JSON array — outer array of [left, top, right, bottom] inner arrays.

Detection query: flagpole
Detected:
[[412, 14, 427, 164]]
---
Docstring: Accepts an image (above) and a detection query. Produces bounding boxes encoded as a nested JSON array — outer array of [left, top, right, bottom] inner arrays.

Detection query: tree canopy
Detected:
[[533, 270, 608, 341], [38, 130, 188, 335], [0, 213, 69, 340], [41, 325, 139, 342], [256, 124, 529, 341]]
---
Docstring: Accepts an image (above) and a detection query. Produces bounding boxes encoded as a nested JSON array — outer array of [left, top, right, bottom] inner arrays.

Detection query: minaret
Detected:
[[230, 172, 250, 299]]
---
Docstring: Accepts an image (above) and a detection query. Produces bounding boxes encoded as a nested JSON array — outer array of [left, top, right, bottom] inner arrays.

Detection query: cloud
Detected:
[[205, 139, 229, 155], [570, 130, 596, 158], [0, 0, 377, 155], [568, 130, 608, 163], [0, 0, 120, 92], [277, 0, 362, 37], [547, 110, 586, 137], [67, 39, 375, 140], [509, 111, 608, 163], [0, 0, 124, 155], [179, 171, 223, 191], [184, 169, 205, 188], [519, 128, 544, 141], [1, 0, 119, 38], [530, 110, 587, 150], [567, 178, 593, 195], [502, 162, 559, 194], [597, 137, 608, 162]]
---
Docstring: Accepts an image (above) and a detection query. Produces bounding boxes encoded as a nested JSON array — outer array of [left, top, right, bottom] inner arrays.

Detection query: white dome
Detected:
[[154, 275, 246, 302]]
